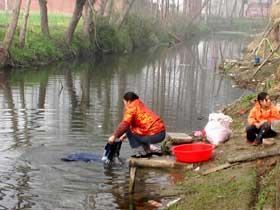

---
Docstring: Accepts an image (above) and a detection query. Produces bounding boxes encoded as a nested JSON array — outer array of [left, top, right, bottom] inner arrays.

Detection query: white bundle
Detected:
[[204, 113, 233, 145]]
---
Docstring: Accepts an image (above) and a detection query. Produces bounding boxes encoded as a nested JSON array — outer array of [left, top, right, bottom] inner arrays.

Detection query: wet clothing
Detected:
[[246, 102, 280, 143], [114, 99, 165, 138]]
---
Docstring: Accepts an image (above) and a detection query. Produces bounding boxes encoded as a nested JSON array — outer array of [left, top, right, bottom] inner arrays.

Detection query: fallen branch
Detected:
[[228, 148, 280, 163], [252, 18, 280, 56], [253, 43, 280, 77]]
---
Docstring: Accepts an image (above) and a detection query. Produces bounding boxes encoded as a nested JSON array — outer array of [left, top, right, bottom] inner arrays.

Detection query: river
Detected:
[[0, 35, 251, 210]]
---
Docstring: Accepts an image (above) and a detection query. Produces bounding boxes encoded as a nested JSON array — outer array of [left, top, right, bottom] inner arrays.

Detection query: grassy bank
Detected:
[[0, 12, 203, 68]]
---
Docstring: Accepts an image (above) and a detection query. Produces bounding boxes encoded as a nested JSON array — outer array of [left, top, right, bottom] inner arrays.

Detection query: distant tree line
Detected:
[[0, 0, 271, 66]]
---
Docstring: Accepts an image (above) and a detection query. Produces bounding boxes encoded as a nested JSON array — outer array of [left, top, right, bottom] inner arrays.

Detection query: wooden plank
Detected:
[[128, 157, 185, 169], [129, 166, 137, 193], [228, 149, 280, 163], [202, 162, 237, 175]]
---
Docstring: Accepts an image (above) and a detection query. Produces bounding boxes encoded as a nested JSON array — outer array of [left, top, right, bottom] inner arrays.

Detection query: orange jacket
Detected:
[[114, 99, 165, 137], [248, 102, 280, 125]]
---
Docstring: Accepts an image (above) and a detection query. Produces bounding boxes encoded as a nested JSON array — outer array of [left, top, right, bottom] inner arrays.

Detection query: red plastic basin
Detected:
[[172, 143, 214, 163]]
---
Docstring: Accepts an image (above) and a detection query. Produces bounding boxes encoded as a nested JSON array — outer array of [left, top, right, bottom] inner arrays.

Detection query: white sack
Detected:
[[204, 113, 233, 145]]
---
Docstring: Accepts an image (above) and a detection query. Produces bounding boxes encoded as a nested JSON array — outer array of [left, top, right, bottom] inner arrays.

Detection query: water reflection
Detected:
[[0, 37, 249, 209]]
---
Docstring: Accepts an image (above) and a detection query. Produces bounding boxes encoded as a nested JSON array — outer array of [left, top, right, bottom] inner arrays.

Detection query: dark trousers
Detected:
[[246, 122, 277, 143], [126, 129, 166, 149]]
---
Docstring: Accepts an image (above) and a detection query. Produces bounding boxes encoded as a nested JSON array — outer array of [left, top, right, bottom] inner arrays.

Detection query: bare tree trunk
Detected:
[[218, 0, 222, 16], [187, 0, 210, 26], [108, 0, 114, 24], [65, 0, 86, 45], [156, 0, 159, 18], [100, 0, 108, 16], [260, 0, 264, 17], [19, 0, 32, 48], [38, 0, 50, 37], [83, 0, 95, 43], [161, 0, 164, 20], [183, 0, 187, 16], [3, 0, 22, 51], [225, 0, 229, 18], [117, 0, 136, 29], [83, 0, 89, 28], [208, 0, 211, 17], [239, 0, 245, 17], [165, 0, 169, 19], [4, 0, 8, 10], [230, 0, 237, 21]]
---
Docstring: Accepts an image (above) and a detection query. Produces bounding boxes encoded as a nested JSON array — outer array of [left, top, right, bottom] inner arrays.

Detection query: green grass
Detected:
[[256, 163, 280, 210], [0, 12, 98, 65], [166, 167, 256, 210]]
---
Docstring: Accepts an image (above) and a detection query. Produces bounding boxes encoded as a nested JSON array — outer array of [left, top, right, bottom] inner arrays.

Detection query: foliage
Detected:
[[96, 19, 120, 53], [241, 93, 256, 105], [125, 14, 160, 49]]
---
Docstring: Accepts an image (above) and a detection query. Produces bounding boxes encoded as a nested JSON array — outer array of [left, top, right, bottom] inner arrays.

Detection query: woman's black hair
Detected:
[[123, 92, 139, 102], [257, 92, 268, 101]]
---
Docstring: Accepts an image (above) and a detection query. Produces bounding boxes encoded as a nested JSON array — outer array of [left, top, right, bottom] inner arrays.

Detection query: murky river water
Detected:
[[0, 36, 250, 210]]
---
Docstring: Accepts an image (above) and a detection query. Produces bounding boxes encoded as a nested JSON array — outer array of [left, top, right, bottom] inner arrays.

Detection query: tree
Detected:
[[65, 0, 87, 45], [4, 0, 8, 11], [117, 0, 136, 28], [38, 0, 50, 37], [100, 0, 108, 16], [19, 0, 32, 48], [3, 0, 22, 51], [83, 0, 95, 43], [0, 0, 21, 66]]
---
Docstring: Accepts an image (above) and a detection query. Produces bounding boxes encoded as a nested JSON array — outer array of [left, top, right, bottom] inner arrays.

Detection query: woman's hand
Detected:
[[108, 135, 116, 144], [119, 133, 127, 141], [255, 120, 268, 129]]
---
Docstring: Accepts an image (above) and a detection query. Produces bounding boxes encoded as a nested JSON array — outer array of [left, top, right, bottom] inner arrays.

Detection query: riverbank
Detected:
[[162, 44, 280, 210], [0, 12, 267, 69]]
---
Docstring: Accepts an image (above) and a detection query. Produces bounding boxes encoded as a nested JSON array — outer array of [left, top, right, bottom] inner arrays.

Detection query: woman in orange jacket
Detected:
[[246, 92, 280, 145], [108, 92, 166, 157]]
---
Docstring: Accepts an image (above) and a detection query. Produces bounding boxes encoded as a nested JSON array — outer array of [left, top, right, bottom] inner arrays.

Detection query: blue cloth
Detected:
[[61, 152, 103, 163], [61, 141, 122, 164]]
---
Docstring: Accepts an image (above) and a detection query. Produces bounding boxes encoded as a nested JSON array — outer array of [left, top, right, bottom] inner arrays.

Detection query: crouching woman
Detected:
[[246, 92, 280, 145], [108, 92, 166, 157]]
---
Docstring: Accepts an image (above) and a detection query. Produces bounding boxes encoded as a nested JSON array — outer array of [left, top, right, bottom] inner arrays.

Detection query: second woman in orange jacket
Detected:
[[246, 92, 280, 145]]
